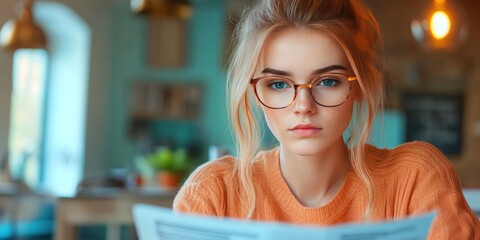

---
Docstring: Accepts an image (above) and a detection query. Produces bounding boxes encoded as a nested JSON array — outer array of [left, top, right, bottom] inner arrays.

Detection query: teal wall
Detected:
[[106, 0, 232, 169], [371, 110, 406, 149]]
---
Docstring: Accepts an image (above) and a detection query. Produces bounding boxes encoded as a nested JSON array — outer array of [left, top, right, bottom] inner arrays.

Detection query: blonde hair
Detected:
[[227, 0, 384, 219]]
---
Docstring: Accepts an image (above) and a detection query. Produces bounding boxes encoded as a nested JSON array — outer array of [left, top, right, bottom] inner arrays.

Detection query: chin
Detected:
[[287, 139, 332, 156], [278, 132, 347, 156]]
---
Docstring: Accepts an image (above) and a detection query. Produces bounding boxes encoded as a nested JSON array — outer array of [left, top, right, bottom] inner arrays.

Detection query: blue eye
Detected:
[[272, 82, 287, 89], [318, 77, 340, 87], [268, 80, 290, 90], [321, 79, 335, 86]]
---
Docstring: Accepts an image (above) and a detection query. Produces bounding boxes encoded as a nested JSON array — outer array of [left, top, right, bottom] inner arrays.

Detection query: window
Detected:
[[7, 2, 90, 197], [8, 49, 48, 186]]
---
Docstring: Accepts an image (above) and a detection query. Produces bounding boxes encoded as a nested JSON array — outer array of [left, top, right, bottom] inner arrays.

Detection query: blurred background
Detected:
[[0, 0, 478, 239]]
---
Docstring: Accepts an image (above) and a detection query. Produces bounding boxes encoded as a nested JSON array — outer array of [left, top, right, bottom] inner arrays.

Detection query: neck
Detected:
[[279, 141, 351, 208]]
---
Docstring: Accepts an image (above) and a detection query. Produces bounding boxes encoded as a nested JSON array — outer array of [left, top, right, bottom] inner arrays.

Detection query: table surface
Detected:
[[55, 186, 178, 240]]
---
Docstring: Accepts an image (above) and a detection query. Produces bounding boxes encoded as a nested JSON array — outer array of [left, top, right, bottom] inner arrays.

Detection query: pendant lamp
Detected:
[[0, 0, 47, 51], [411, 0, 468, 50]]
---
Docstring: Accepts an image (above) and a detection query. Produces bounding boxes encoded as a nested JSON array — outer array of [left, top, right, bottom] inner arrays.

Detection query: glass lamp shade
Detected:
[[130, 0, 150, 14], [411, 0, 468, 50]]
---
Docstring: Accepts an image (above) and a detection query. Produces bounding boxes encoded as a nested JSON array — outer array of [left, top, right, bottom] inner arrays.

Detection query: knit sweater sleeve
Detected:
[[403, 142, 480, 239], [172, 158, 233, 217]]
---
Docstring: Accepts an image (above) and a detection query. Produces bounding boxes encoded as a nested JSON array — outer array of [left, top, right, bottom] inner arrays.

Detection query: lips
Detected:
[[289, 124, 322, 137]]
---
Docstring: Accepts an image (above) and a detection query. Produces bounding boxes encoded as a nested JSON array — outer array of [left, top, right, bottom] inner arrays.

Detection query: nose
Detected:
[[293, 88, 317, 115]]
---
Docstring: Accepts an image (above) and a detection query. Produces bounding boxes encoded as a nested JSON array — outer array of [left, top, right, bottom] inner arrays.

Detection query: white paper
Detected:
[[132, 204, 436, 240]]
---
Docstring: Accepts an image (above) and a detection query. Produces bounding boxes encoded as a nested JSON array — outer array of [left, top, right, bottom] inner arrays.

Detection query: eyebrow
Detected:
[[312, 65, 348, 75], [260, 68, 292, 76], [260, 64, 348, 77]]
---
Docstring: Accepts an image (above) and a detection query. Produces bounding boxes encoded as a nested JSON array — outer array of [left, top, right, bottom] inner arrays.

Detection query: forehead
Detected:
[[259, 28, 351, 75]]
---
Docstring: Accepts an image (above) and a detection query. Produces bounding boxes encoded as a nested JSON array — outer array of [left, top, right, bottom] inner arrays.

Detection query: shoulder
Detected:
[[173, 150, 277, 215], [184, 155, 237, 186], [366, 141, 455, 176], [184, 148, 278, 185], [173, 155, 237, 215]]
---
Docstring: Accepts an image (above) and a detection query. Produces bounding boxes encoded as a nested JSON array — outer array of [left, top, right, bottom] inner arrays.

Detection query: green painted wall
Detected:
[[106, 0, 232, 169]]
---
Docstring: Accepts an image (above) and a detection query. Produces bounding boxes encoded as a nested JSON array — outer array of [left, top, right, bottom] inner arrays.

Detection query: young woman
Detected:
[[173, 0, 480, 238]]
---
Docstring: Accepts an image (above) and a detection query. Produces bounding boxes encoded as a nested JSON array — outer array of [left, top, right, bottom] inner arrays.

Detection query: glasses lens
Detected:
[[254, 73, 352, 108], [254, 77, 295, 109], [311, 74, 352, 107]]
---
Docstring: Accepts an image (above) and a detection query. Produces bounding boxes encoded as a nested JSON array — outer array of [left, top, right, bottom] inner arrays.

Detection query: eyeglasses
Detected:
[[250, 73, 357, 109]]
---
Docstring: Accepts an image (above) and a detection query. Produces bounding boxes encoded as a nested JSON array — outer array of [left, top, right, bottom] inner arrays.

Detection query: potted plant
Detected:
[[146, 147, 192, 188]]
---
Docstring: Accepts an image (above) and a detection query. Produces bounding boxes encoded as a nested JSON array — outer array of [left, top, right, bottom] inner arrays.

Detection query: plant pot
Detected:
[[156, 171, 182, 188]]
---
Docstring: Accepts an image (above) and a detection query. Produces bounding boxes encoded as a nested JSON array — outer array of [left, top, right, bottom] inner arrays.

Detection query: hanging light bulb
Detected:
[[430, 10, 451, 40], [411, 0, 468, 50]]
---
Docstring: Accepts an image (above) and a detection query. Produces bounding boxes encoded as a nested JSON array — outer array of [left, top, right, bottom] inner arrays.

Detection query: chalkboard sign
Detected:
[[404, 93, 464, 155]]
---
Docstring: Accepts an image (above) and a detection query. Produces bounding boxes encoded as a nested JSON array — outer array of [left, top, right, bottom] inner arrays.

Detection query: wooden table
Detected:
[[54, 187, 177, 240]]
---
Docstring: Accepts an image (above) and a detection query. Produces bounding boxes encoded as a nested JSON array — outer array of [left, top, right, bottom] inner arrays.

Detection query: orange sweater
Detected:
[[174, 141, 480, 239]]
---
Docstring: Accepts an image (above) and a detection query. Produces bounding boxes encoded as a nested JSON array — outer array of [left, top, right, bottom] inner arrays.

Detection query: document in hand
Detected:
[[132, 204, 436, 240]]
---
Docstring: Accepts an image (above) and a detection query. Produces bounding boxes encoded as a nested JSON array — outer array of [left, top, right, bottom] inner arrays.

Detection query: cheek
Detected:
[[262, 108, 283, 138], [351, 82, 362, 102], [335, 82, 359, 126], [324, 97, 355, 133], [339, 104, 354, 127]]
